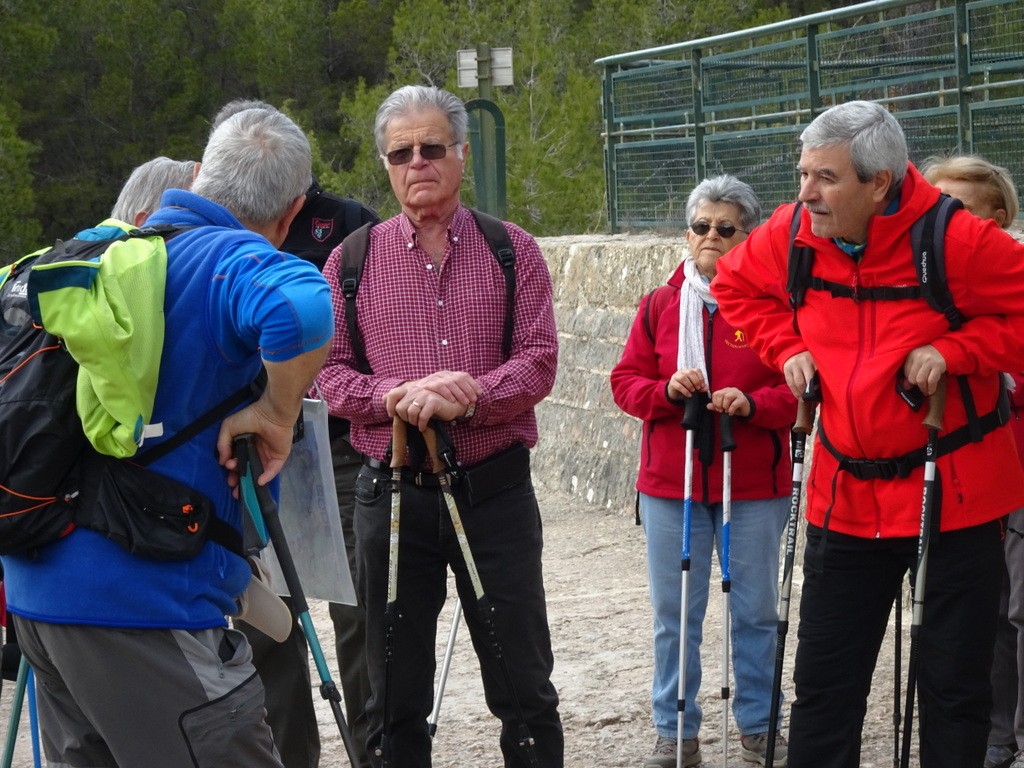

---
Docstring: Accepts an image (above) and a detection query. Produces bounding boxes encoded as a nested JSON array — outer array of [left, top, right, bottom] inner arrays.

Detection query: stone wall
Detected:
[[531, 233, 686, 515], [529, 226, 1024, 516]]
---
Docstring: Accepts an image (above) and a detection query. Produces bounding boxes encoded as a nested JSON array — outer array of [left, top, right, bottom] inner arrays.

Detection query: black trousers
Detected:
[[354, 465, 563, 768], [788, 519, 1004, 768]]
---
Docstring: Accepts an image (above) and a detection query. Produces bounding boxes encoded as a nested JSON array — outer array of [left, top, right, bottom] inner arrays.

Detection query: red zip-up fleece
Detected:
[[713, 163, 1024, 539], [611, 261, 797, 503]]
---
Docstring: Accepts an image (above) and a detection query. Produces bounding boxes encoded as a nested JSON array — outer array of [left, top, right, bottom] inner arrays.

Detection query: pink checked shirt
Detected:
[[317, 206, 558, 467]]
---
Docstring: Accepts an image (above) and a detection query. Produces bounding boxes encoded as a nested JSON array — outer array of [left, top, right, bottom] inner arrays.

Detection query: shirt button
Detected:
[[426, 263, 434, 271], [437, 300, 444, 307], [441, 339, 449, 346], [406, 242, 413, 249]]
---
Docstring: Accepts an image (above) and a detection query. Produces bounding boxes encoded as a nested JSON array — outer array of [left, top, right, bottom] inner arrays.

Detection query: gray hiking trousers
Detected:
[[14, 617, 284, 768]]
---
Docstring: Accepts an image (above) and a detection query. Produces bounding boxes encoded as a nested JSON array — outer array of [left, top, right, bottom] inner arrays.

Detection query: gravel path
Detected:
[[0, 487, 916, 767]]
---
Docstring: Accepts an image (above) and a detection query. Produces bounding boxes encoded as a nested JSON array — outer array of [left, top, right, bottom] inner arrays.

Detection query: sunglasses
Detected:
[[689, 221, 747, 238], [384, 142, 459, 166]]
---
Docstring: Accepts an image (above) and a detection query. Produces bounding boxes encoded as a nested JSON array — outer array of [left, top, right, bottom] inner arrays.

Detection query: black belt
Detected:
[[362, 456, 444, 486], [818, 385, 1010, 481]]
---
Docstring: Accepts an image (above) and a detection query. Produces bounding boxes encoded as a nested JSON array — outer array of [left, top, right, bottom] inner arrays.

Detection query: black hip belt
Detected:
[[818, 388, 1010, 481], [362, 443, 531, 504]]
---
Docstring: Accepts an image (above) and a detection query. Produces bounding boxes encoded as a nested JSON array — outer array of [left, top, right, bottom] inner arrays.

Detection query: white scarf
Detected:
[[677, 257, 715, 383]]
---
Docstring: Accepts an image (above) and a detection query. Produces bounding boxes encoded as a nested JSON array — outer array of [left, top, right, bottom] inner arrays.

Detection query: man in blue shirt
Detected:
[[2, 107, 333, 767]]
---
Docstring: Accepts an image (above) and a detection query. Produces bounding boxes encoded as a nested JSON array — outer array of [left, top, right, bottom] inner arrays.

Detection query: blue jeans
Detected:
[[641, 492, 788, 739]]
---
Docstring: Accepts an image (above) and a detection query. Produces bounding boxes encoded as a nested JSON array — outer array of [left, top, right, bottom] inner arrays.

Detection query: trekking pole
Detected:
[[899, 377, 947, 768], [429, 598, 463, 738], [424, 424, 541, 768], [678, 392, 705, 768], [893, 584, 902, 768], [765, 380, 818, 768], [380, 417, 407, 768], [1, 655, 29, 768], [26, 667, 39, 768], [234, 434, 360, 768], [720, 412, 736, 768]]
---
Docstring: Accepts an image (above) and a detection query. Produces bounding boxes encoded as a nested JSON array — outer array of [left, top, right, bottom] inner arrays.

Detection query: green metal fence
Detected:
[[595, 0, 1024, 231]]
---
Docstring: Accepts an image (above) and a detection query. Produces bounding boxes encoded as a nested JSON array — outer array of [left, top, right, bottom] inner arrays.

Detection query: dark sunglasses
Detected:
[[384, 142, 459, 166], [689, 221, 747, 238]]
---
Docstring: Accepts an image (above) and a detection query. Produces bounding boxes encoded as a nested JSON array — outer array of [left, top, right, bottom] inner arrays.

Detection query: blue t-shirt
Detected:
[[3, 191, 333, 630]]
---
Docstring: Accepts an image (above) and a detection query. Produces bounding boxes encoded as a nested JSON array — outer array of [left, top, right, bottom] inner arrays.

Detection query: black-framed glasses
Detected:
[[384, 142, 459, 166], [689, 221, 747, 238]]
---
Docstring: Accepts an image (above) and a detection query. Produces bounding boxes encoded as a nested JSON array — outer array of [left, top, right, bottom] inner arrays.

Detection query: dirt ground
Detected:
[[0, 487, 917, 768]]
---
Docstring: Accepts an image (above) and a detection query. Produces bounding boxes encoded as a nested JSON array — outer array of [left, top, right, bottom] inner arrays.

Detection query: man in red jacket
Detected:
[[713, 100, 1024, 768]]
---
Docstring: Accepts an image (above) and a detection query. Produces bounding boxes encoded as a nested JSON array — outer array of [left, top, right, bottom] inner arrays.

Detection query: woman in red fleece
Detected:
[[612, 175, 797, 768]]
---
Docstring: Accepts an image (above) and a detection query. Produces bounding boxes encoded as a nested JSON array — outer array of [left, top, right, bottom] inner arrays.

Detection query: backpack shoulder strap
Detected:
[[135, 369, 268, 466], [642, 284, 676, 345], [785, 202, 811, 309], [911, 193, 965, 331], [468, 209, 516, 360], [339, 222, 375, 375]]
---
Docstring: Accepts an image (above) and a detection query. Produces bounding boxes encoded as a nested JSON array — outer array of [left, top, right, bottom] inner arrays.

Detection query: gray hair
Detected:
[[373, 85, 468, 156], [800, 100, 908, 195], [110, 157, 196, 223], [685, 175, 761, 232], [210, 99, 277, 133], [192, 108, 311, 227]]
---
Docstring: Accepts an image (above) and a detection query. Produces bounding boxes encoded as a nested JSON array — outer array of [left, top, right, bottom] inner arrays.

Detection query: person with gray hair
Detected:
[[612, 174, 796, 767], [318, 83, 562, 767], [109, 156, 197, 227], [714, 100, 1024, 766], [4, 106, 333, 767], [209, 97, 379, 768]]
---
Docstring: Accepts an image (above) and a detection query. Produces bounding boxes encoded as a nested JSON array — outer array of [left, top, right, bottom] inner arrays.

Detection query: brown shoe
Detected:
[[643, 735, 701, 767]]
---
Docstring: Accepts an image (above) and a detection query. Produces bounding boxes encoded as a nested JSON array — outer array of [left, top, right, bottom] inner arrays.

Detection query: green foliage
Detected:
[[0, 0, 793, 242], [0, 101, 41, 264]]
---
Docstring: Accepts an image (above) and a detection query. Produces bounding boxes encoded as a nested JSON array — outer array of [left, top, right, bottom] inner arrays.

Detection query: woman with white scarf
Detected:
[[611, 175, 797, 768]]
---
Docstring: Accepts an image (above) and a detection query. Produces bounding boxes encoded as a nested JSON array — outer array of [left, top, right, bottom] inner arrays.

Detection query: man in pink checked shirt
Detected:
[[316, 84, 563, 768]]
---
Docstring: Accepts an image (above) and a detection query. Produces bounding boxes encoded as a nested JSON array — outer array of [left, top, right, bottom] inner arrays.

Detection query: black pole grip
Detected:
[[720, 412, 736, 453], [681, 391, 707, 431]]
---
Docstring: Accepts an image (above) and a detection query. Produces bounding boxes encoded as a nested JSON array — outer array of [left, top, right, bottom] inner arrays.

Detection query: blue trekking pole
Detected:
[[234, 434, 360, 768], [765, 382, 817, 768], [0, 655, 37, 768], [677, 393, 706, 768], [719, 412, 736, 767], [26, 667, 40, 768]]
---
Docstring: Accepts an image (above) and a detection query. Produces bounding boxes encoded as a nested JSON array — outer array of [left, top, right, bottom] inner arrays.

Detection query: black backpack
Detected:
[[0, 226, 251, 556], [785, 195, 1009, 479], [786, 193, 965, 329], [338, 208, 516, 374]]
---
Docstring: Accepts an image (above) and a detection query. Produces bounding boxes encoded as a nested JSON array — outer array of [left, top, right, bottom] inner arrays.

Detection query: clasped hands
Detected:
[[385, 370, 480, 431]]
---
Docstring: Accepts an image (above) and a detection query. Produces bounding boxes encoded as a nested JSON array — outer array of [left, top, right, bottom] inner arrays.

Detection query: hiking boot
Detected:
[[987, 743, 1016, 768], [1009, 747, 1024, 768], [740, 731, 788, 766], [643, 735, 702, 767]]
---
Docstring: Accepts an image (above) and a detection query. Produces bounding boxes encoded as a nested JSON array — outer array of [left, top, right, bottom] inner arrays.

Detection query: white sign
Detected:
[[457, 47, 513, 88]]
